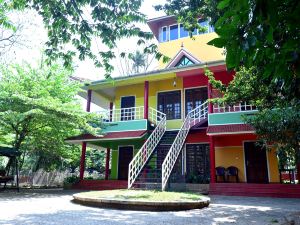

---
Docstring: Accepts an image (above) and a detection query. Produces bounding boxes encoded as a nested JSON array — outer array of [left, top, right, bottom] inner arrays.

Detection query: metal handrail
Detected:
[[161, 101, 208, 190], [128, 108, 166, 189]]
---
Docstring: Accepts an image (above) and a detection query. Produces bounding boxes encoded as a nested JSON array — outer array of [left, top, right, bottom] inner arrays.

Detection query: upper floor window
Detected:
[[179, 24, 189, 38], [160, 26, 168, 42], [170, 24, 179, 41], [158, 90, 181, 120], [159, 19, 214, 43]]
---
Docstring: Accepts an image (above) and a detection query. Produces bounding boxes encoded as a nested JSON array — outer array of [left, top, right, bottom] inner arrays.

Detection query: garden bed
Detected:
[[73, 189, 210, 211]]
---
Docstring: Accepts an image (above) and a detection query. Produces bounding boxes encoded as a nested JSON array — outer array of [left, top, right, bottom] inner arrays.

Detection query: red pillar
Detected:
[[209, 136, 216, 183], [144, 81, 149, 119], [79, 89, 92, 180], [109, 102, 113, 122], [79, 142, 87, 180], [105, 148, 110, 180], [207, 82, 213, 113]]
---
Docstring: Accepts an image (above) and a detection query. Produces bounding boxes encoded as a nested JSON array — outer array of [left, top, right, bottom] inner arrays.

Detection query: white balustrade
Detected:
[[97, 106, 144, 122], [128, 108, 166, 189], [161, 101, 208, 191], [213, 102, 256, 113]]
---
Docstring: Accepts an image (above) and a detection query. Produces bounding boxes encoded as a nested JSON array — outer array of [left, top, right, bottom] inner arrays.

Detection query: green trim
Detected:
[[208, 111, 258, 125], [110, 150, 118, 180], [103, 120, 148, 133]]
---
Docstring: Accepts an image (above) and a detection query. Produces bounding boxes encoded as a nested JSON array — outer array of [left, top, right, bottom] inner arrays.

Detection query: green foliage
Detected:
[[63, 175, 80, 185], [0, 62, 100, 171], [6, 0, 156, 77]]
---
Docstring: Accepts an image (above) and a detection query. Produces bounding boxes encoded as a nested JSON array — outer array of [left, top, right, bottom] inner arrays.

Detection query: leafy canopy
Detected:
[[0, 62, 99, 169]]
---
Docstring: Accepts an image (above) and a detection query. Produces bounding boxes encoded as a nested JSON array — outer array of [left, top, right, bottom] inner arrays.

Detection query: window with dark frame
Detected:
[[158, 91, 181, 120], [185, 87, 208, 116]]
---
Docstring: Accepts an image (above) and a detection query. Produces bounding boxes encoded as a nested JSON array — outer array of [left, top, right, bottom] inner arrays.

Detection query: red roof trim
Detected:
[[207, 124, 255, 136], [66, 130, 147, 142]]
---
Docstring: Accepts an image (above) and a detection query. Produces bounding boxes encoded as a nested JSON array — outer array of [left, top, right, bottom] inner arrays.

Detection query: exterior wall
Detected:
[[158, 33, 224, 68], [214, 134, 280, 183], [115, 83, 144, 108]]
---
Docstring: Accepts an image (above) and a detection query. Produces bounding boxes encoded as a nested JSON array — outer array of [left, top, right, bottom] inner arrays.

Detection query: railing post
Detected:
[[144, 81, 149, 119], [86, 90, 92, 112]]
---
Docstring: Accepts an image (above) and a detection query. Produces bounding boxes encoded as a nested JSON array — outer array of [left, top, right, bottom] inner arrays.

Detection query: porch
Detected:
[[209, 183, 300, 198]]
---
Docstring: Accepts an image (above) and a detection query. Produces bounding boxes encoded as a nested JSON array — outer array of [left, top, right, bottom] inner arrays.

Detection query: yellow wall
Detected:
[[268, 148, 280, 183], [158, 33, 224, 68], [215, 146, 280, 183], [114, 77, 184, 129], [215, 146, 246, 182]]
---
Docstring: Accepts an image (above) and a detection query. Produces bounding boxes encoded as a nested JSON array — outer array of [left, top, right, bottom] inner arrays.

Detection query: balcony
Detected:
[[97, 106, 164, 133], [209, 102, 258, 126]]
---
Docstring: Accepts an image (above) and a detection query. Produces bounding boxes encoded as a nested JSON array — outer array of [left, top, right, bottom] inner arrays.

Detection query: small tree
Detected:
[[0, 62, 99, 170]]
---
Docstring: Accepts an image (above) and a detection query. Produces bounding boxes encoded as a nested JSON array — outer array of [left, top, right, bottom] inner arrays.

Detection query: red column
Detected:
[[79, 89, 92, 180], [144, 81, 149, 119], [79, 142, 87, 180], [105, 148, 110, 180], [209, 136, 216, 183], [109, 102, 113, 122]]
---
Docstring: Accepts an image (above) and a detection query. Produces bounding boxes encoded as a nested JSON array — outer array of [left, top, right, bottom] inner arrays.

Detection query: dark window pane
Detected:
[[157, 91, 181, 120], [185, 87, 208, 116], [186, 144, 210, 183], [179, 24, 189, 38], [170, 24, 178, 40]]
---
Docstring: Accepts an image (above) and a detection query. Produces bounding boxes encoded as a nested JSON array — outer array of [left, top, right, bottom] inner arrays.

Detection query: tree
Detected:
[[0, 62, 100, 170]]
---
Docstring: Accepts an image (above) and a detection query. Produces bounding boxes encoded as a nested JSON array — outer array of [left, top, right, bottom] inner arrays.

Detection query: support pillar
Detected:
[[79, 142, 87, 180], [79, 89, 92, 181], [209, 136, 216, 183], [207, 82, 213, 113], [105, 148, 110, 180], [144, 81, 149, 119]]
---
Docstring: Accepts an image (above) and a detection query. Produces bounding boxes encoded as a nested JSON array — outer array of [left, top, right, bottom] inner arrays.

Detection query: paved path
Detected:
[[0, 189, 299, 225]]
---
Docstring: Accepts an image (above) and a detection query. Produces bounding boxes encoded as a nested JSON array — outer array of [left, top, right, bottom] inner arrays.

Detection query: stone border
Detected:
[[73, 193, 210, 211]]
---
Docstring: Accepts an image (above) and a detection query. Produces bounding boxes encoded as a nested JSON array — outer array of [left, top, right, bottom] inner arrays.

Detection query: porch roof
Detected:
[[207, 124, 255, 136]]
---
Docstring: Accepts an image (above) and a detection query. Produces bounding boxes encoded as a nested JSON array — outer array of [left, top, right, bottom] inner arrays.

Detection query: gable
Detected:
[[166, 48, 201, 68]]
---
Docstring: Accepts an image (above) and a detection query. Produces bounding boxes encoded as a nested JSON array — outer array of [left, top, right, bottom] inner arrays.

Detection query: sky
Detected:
[[6, 0, 166, 82]]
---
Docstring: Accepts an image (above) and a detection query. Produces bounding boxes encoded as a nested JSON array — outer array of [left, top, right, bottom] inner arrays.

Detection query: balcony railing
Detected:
[[97, 106, 144, 122], [213, 102, 256, 113]]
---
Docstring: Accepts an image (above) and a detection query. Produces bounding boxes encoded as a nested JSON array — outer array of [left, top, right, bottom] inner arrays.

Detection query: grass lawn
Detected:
[[78, 189, 205, 202]]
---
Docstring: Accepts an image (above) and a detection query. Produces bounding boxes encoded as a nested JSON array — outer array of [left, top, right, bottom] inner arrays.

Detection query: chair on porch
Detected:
[[226, 166, 239, 183], [215, 166, 226, 182]]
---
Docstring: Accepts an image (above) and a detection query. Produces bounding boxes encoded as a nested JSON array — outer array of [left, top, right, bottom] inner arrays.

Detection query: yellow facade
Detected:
[[114, 77, 184, 129], [215, 146, 279, 183], [158, 33, 224, 68]]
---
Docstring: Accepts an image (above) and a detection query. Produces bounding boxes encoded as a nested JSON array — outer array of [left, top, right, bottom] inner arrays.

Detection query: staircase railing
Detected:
[[128, 108, 166, 189], [161, 101, 208, 190]]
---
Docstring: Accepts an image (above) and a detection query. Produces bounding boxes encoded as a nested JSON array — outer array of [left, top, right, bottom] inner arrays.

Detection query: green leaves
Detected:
[[217, 0, 231, 10]]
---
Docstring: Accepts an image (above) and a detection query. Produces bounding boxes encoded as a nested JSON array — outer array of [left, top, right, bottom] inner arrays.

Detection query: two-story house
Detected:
[[67, 15, 300, 197]]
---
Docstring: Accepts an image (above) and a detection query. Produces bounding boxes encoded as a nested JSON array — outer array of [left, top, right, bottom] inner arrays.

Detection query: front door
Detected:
[[118, 146, 133, 180], [185, 87, 208, 116], [121, 96, 135, 121], [244, 142, 269, 183]]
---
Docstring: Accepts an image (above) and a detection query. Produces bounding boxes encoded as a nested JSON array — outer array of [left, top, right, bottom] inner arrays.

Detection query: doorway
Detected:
[[244, 142, 269, 183], [118, 146, 134, 180], [120, 96, 135, 121]]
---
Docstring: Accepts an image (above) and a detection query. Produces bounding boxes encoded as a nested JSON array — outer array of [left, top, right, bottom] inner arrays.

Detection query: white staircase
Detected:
[[161, 101, 208, 190], [128, 108, 166, 189]]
